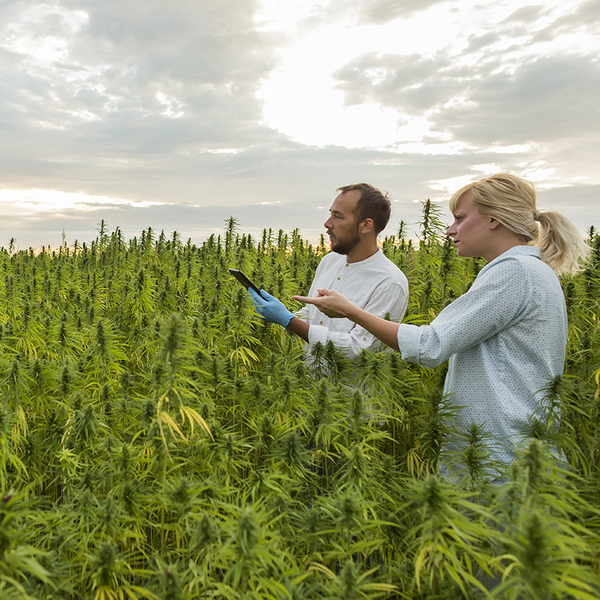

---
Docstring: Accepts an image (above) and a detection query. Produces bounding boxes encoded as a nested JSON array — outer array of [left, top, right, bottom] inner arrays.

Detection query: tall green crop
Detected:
[[0, 213, 598, 598]]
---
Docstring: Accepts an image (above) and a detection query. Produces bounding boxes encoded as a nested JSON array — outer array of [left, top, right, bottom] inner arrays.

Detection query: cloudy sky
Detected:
[[1, 0, 598, 249]]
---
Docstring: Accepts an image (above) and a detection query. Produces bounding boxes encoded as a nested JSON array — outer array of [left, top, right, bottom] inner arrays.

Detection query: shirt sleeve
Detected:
[[397, 257, 532, 368], [308, 280, 408, 359]]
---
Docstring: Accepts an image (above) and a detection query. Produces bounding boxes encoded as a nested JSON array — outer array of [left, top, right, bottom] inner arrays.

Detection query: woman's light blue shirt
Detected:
[[396, 245, 567, 466]]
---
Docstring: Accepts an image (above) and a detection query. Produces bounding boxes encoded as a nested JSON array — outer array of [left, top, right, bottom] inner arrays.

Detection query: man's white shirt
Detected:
[[295, 249, 409, 359]]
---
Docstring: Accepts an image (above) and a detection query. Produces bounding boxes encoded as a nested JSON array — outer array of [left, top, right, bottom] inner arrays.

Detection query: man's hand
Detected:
[[292, 288, 355, 319], [248, 288, 294, 327]]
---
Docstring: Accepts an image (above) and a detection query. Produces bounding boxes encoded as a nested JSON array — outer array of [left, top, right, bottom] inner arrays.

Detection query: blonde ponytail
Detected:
[[536, 211, 590, 276]]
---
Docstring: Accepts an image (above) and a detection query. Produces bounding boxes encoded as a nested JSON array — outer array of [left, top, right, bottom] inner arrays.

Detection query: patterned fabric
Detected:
[[296, 249, 409, 359], [396, 245, 567, 467]]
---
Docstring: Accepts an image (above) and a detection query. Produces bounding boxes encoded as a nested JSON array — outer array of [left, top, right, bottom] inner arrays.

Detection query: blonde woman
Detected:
[[294, 174, 589, 471]]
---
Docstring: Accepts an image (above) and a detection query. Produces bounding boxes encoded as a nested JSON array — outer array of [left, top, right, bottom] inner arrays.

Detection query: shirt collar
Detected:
[[345, 248, 381, 266], [497, 245, 541, 260], [481, 245, 541, 274]]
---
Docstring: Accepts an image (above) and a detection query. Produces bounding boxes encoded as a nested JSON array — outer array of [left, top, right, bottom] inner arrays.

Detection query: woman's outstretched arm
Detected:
[[292, 288, 401, 351]]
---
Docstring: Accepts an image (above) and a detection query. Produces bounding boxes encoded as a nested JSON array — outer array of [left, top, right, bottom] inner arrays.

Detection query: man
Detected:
[[248, 183, 409, 361]]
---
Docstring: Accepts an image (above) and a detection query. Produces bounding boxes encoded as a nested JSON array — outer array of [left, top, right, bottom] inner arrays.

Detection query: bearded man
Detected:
[[248, 183, 409, 362]]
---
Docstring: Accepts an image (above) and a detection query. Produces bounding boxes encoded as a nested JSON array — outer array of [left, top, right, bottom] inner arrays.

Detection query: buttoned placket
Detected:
[[345, 262, 365, 340], [321, 262, 350, 325]]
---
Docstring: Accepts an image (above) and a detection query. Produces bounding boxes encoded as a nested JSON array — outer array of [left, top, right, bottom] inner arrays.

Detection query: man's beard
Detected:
[[330, 228, 361, 256]]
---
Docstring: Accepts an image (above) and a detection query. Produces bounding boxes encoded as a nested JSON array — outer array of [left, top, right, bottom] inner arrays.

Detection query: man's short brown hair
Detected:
[[337, 183, 391, 234]]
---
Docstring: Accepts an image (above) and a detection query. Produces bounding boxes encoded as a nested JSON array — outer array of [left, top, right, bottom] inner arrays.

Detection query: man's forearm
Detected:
[[286, 317, 310, 342]]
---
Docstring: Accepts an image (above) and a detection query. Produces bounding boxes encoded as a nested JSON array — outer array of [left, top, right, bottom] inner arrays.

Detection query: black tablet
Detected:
[[229, 269, 265, 298]]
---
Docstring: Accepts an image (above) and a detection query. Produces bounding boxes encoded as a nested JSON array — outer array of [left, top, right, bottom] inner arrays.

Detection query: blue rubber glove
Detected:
[[248, 288, 294, 327]]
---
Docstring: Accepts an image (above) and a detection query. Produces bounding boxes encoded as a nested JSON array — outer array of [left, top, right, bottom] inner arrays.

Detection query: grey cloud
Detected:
[[533, 0, 600, 41], [503, 5, 546, 24], [467, 32, 499, 52], [574, 0, 600, 24], [0, 0, 279, 199], [276, 0, 447, 31], [0, 140, 473, 232], [4, 178, 598, 252], [333, 42, 599, 149], [333, 51, 461, 110], [2, 0, 273, 135], [2, 138, 599, 250], [358, 0, 447, 23], [436, 54, 600, 145], [537, 185, 600, 232], [0, 0, 31, 22], [66, 0, 271, 85]]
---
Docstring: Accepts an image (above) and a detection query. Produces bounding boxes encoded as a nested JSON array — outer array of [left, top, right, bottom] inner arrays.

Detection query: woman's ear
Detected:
[[489, 217, 501, 230]]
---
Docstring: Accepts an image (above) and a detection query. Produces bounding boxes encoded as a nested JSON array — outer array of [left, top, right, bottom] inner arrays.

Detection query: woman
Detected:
[[294, 174, 589, 471]]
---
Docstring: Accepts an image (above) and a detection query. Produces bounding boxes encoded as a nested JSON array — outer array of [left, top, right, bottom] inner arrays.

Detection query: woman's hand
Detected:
[[294, 287, 401, 351], [292, 288, 355, 319]]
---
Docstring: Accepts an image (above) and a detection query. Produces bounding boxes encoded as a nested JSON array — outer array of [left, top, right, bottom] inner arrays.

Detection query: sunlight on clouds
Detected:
[[471, 164, 504, 176], [430, 175, 479, 194], [8, 33, 67, 62], [254, 0, 329, 32], [260, 87, 405, 148], [257, 32, 431, 147], [371, 141, 469, 158], [256, 0, 599, 151], [156, 92, 185, 119], [1, 5, 87, 63], [0, 189, 164, 214], [432, 162, 600, 197], [255, 1, 454, 148], [256, 1, 462, 148], [66, 109, 100, 122], [205, 149, 243, 154], [485, 144, 533, 154], [520, 168, 558, 188], [38, 120, 66, 130], [430, 163, 504, 194]]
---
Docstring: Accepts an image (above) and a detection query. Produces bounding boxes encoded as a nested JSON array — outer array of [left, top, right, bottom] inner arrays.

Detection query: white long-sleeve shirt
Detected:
[[296, 249, 409, 359], [396, 245, 567, 467]]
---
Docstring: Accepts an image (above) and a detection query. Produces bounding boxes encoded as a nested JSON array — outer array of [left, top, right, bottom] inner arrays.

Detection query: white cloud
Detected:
[[156, 92, 185, 118], [0, 188, 164, 213], [1, 4, 88, 63]]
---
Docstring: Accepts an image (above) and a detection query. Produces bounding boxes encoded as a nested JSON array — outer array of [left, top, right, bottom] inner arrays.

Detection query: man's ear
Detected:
[[361, 218, 374, 234]]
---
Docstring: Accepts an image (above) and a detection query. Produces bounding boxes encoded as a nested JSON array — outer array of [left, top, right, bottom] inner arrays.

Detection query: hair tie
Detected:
[[534, 210, 541, 221]]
